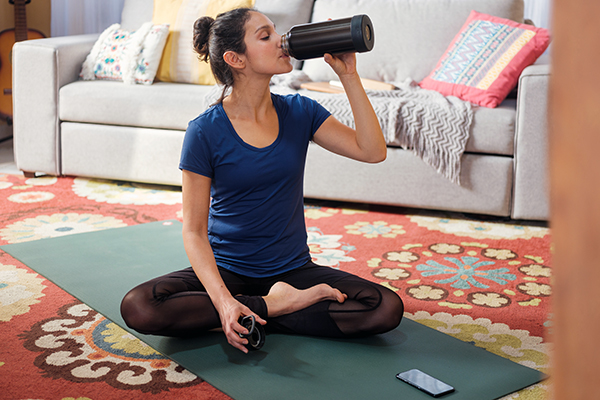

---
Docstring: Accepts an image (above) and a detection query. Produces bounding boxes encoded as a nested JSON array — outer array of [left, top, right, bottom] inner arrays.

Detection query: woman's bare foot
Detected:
[[263, 281, 347, 318]]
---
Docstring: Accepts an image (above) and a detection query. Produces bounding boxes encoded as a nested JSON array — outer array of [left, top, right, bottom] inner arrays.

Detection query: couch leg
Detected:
[[22, 171, 37, 179]]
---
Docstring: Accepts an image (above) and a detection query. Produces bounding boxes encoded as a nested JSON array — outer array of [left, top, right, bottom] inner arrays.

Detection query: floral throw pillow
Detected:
[[419, 11, 550, 108], [80, 23, 169, 85]]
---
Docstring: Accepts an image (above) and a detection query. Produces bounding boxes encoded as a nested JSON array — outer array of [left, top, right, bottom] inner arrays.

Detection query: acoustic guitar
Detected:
[[0, 0, 46, 124]]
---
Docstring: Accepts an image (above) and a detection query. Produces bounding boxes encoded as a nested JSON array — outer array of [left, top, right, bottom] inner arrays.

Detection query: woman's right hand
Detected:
[[216, 296, 267, 353]]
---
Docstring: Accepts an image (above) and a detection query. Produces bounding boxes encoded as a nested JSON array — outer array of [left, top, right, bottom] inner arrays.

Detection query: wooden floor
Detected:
[[0, 137, 19, 175]]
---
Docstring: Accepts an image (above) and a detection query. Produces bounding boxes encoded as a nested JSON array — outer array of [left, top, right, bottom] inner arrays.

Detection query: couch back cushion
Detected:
[[302, 0, 524, 84]]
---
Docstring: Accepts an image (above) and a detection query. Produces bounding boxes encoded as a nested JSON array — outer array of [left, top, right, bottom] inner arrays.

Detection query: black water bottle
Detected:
[[281, 14, 374, 60]]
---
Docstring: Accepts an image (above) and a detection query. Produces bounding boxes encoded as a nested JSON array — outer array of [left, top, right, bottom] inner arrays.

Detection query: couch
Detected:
[[12, 0, 550, 220]]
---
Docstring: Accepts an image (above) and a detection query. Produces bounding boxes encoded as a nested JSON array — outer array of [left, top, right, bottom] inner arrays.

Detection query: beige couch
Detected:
[[12, 0, 550, 220]]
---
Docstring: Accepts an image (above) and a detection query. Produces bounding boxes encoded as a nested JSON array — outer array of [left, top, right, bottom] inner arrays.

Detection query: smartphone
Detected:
[[396, 369, 455, 398]]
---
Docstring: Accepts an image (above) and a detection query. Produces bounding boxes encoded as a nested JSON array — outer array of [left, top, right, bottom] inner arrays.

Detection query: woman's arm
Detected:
[[181, 169, 266, 353], [312, 52, 387, 163]]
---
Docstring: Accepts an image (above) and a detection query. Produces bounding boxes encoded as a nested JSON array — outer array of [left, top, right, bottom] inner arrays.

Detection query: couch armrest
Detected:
[[512, 64, 551, 220], [12, 34, 98, 176]]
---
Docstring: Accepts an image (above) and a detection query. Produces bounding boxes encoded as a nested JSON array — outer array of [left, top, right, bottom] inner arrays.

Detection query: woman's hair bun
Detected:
[[193, 16, 215, 61]]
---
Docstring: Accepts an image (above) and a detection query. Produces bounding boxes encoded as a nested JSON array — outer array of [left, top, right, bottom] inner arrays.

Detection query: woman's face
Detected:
[[242, 11, 293, 76]]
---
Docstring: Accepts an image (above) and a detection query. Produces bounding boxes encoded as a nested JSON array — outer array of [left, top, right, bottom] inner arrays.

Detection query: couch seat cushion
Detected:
[[59, 80, 515, 155], [59, 80, 213, 131], [383, 100, 515, 156], [466, 99, 515, 155]]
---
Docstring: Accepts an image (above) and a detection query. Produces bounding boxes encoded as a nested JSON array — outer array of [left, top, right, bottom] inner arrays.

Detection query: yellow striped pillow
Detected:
[[153, 0, 255, 85]]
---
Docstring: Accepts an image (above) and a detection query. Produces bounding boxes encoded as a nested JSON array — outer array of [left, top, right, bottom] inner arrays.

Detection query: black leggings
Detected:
[[120, 261, 404, 338]]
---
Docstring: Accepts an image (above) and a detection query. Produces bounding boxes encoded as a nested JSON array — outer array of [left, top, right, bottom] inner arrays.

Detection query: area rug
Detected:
[[1, 220, 545, 400], [0, 174, 552, 399]]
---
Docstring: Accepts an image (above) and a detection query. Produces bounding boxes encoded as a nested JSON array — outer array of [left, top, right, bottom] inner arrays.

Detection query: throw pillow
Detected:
[[80, 23, 169, 85], [419, 10, 550, 108], [152, 0, 255, 85]]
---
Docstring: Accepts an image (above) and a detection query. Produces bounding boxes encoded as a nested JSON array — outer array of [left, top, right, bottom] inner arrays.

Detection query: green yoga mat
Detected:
[[2, 221, 545, 400]]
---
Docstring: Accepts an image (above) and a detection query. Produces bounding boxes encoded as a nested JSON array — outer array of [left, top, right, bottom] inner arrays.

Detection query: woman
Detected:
[[121, 8, 403, 353]]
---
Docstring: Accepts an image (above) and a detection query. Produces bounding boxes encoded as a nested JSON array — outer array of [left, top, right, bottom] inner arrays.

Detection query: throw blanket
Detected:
[[205, 71, 474, 184]]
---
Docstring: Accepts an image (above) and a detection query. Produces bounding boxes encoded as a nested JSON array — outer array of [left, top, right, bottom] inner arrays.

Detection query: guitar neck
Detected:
[[14, 0, 28, 42]]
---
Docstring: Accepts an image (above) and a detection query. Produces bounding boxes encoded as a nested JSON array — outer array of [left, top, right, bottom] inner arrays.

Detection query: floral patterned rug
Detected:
[[0, 174, 551, 399]]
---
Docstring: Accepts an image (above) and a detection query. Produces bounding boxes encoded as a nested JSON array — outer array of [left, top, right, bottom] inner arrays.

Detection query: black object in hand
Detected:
[[238, 315, 266, 351]]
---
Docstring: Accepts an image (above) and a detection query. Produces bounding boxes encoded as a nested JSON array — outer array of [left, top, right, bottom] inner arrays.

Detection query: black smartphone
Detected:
[[396, 369, 455, 398]]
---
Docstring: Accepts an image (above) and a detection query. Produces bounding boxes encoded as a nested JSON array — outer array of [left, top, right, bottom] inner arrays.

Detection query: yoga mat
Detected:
[[2, 221, 546, 400]]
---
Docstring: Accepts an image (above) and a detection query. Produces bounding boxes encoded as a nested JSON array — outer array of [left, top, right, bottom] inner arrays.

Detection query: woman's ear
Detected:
[[223, 51, 245, 70]]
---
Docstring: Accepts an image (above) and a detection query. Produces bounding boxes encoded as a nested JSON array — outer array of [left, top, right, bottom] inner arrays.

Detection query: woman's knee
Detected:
[[380, 290, 404, 331], [120, 287, 160, 334], [349, 280, 404, 320], [364, 287, 403, 335], [332, 281, 404, 336]]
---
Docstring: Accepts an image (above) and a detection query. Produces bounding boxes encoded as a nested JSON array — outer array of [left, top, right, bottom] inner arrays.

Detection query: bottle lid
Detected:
[[350, 14, 374, 53]]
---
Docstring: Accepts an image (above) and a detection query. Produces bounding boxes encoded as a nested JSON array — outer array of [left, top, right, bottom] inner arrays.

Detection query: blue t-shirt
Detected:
[[179, 93, 331, 277]]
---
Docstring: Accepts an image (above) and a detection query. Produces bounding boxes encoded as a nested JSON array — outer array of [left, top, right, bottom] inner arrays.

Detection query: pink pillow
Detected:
[[419, 11, 550, 108]]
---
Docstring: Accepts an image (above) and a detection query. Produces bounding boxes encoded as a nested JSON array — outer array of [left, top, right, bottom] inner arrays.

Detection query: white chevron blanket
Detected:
[[206, 71, 474, 184]]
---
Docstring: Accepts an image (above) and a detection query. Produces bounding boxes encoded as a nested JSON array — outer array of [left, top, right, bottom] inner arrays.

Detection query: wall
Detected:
[[51, 0, 124, 37], [1, 0, 51, 139]]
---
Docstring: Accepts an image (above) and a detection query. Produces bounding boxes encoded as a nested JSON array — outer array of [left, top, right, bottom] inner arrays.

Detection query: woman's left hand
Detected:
[[313, 51, 387, 164], [324, 52, 357, 78]]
